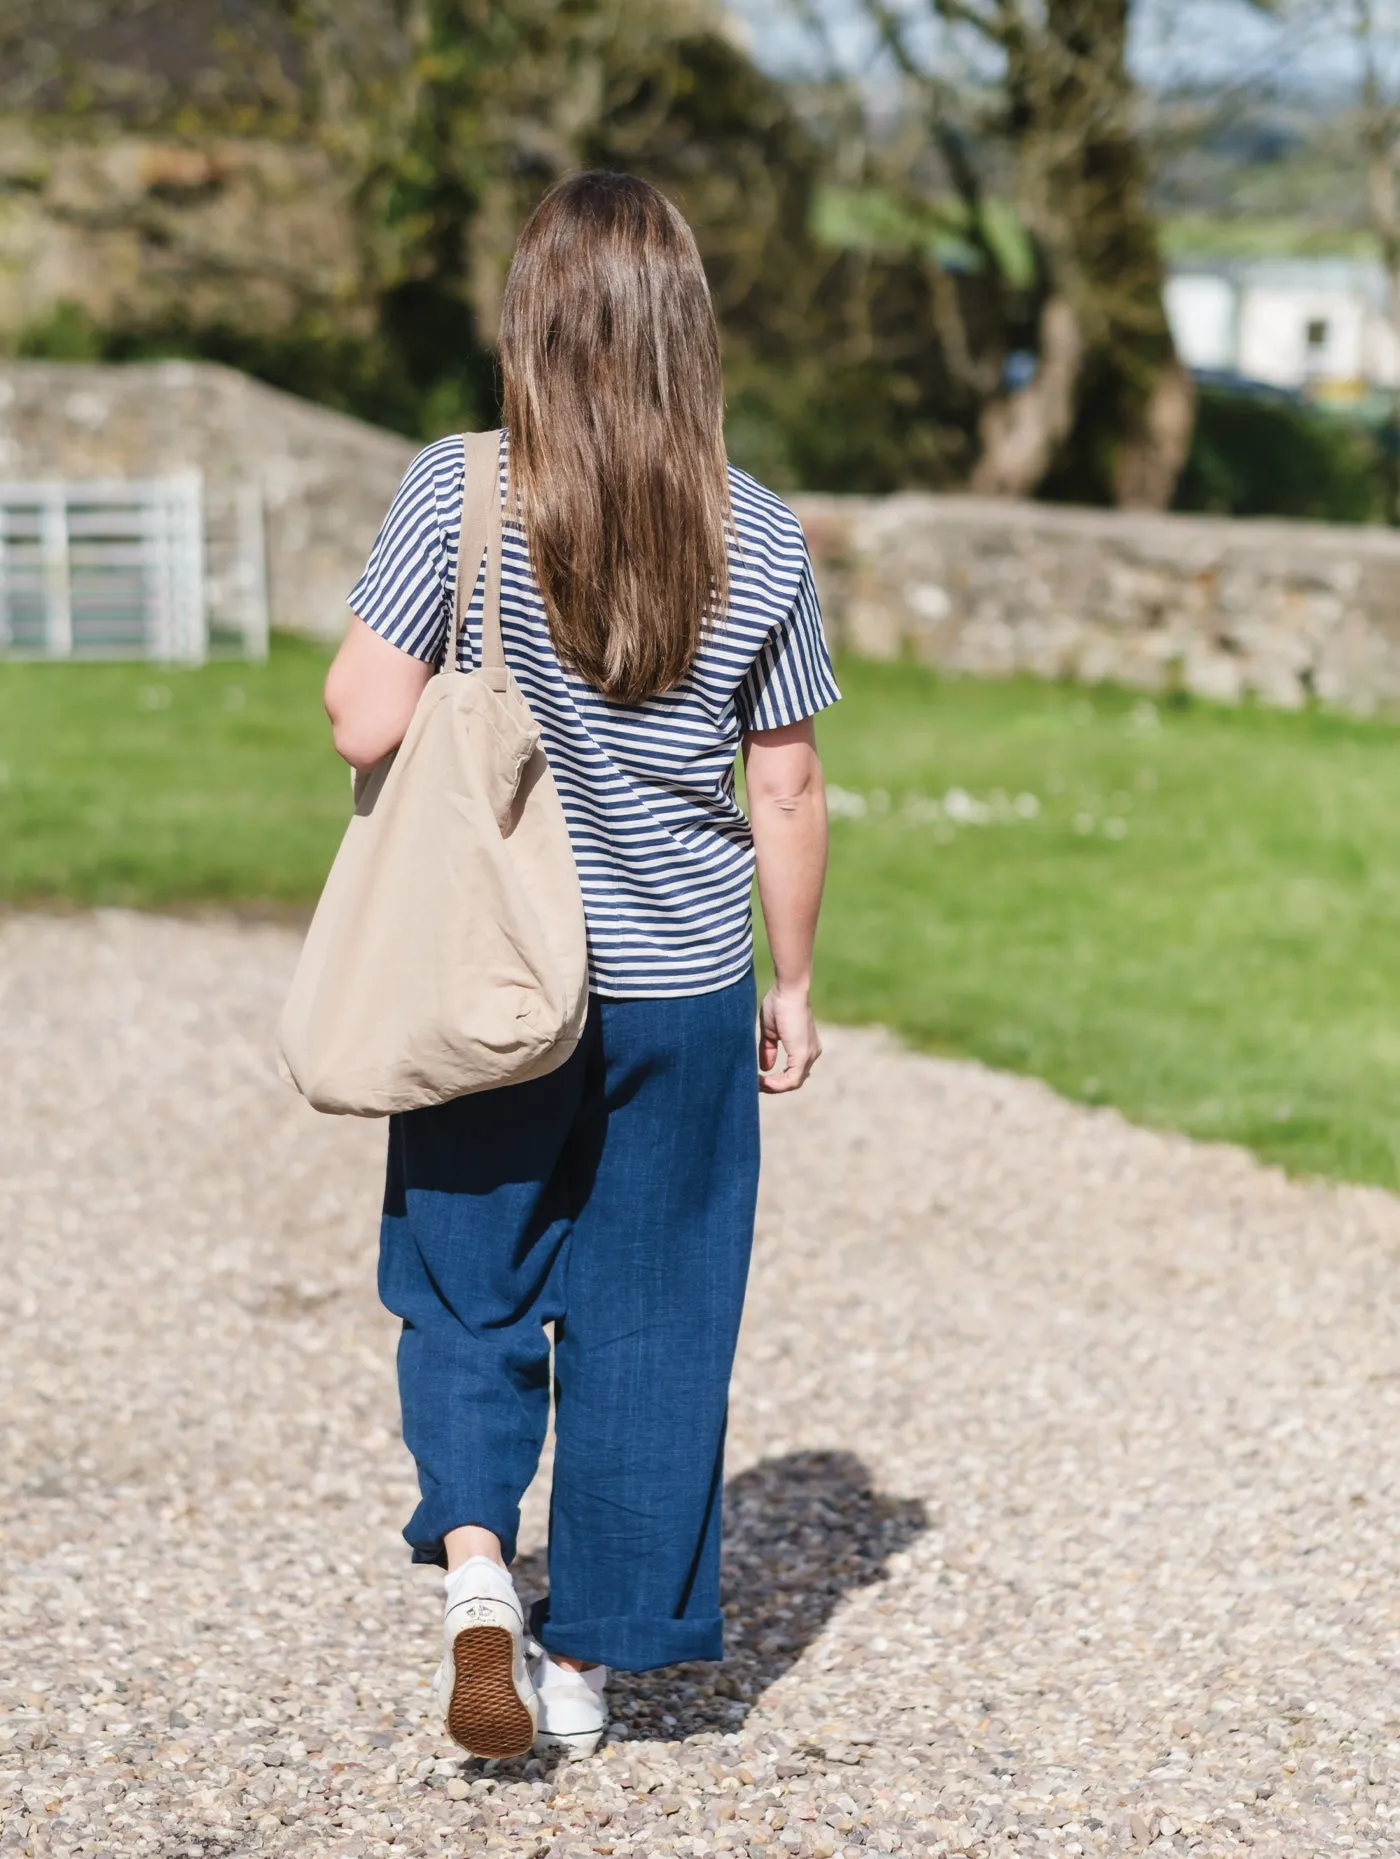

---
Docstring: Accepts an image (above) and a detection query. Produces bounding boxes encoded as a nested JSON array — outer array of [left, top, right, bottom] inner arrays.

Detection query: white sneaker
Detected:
[[531, 1649, 609, 1757], [432, 1557, 538, 1758]]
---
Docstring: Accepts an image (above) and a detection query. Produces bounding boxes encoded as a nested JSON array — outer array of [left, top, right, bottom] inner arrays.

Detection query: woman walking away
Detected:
[[322, 171, 838, 1760]]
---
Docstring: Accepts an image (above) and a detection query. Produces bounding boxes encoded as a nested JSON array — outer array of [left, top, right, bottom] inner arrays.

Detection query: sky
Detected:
[[724, 1, 1390, 100]]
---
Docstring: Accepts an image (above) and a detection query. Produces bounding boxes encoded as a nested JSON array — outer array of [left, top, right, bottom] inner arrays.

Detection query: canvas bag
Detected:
[[278, 429, 589, 1116]]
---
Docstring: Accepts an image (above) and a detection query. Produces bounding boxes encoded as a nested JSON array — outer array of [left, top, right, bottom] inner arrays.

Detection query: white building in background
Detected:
[[1166, 258, 1400, 396]]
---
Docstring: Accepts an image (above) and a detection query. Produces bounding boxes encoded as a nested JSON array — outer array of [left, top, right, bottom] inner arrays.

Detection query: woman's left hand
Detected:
[[758, 984, 821, 1094]]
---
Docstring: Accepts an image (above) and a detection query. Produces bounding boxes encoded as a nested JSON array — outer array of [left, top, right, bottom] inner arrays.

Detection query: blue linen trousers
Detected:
[[377, 974, 760, 1673]]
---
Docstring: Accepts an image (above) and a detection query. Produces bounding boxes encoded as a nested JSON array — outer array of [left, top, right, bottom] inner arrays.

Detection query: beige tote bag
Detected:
[[278, 429, 588, 1116]]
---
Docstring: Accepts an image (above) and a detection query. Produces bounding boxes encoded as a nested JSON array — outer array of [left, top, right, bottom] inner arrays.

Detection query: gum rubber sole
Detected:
[[446, 1625, 535, 1758]]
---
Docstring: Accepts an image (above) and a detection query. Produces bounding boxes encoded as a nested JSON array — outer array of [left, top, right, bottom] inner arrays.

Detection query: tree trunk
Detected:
[[971, 296, 1083, 497], [1113, 357, 1196, 509], [1357, 0, 1400, 526], [988, 0, 1193, 509]]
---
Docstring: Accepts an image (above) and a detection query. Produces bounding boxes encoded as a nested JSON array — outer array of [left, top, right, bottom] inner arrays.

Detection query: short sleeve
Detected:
[[347, 438, 463, 663], [735, 552, 841, 732]]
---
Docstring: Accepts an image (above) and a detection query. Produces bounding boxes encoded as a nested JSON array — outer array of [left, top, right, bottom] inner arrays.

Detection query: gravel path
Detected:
[[2, 911, 1399, 1859]]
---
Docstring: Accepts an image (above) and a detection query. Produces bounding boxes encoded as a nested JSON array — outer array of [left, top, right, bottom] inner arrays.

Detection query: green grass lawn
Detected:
[[3, 640, 1399, 1190], [816, 661, 1400, 1190], [0, 636, 349, 904]]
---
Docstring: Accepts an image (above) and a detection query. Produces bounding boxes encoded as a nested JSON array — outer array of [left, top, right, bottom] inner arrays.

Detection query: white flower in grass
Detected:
[[826, 785, 869, 820], [829, 783, 1043, 833], [943, 786, 992, 825]]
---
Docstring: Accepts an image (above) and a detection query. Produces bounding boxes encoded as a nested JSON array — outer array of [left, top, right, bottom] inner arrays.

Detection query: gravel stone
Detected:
[[3, 909, 1399, 1858]]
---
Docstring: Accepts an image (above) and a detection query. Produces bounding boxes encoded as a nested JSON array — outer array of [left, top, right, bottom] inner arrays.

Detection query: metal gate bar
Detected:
[[0, 475, 208, 663]]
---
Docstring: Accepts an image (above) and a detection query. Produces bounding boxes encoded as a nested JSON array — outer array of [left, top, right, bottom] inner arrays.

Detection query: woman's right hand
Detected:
[[758, 984, 821, 1093]]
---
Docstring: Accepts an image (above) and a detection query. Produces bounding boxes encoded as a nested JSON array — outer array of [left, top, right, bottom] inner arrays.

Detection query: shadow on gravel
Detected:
[[504, 1449, 926, 1760]]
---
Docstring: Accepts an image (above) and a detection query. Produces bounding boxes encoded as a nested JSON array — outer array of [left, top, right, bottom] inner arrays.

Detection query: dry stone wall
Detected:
[[0, 361, 414, 641], [794, 492, 1400, 713], [5, 359, 1400, 711]]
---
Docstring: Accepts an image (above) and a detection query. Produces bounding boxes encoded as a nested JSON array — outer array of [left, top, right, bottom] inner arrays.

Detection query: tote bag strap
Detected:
[[446, 428, 507, 679]]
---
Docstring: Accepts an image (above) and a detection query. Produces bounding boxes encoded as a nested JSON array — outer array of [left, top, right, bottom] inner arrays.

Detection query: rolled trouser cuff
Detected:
[[404, 1489, 523, 1569], [530, 1597, 723, 1672]]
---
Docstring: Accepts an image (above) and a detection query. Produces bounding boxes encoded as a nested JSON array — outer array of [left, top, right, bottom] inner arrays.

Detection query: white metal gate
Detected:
[[204, 479, 270, 662], [0, 475, 269, 664]]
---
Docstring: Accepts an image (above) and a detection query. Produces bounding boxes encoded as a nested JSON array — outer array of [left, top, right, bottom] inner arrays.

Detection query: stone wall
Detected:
[[7, 358, 1400, 711], [794, 492, 1400, 713], [0, 361, 415, 641]]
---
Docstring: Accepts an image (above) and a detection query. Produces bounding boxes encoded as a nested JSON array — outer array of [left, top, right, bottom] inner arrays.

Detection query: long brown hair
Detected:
[[499, 171, 730, 705]]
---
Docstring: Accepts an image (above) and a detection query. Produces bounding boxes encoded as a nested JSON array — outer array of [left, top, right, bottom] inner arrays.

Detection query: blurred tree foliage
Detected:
[[4, 0, 1320, 514], [1, 0, 1006, 488], [799, 0, 1194, 509]]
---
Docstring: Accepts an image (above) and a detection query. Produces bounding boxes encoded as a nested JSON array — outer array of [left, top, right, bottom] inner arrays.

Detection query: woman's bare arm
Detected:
[[323, 615, 435, 772], [742, 717, 828, 1094]]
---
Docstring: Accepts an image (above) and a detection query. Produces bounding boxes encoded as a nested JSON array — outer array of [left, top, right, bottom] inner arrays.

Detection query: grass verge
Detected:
[[816, 660, 1400, 1190], [3, 641, 1398, 1189]]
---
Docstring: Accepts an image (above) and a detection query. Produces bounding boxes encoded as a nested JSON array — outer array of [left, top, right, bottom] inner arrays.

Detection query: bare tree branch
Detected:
[[930, 0, 1012, 42], [785, 0, 851, 77]]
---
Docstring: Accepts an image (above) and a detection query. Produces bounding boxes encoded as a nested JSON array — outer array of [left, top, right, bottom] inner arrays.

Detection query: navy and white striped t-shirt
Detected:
[[348, 434, 839, 998]]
